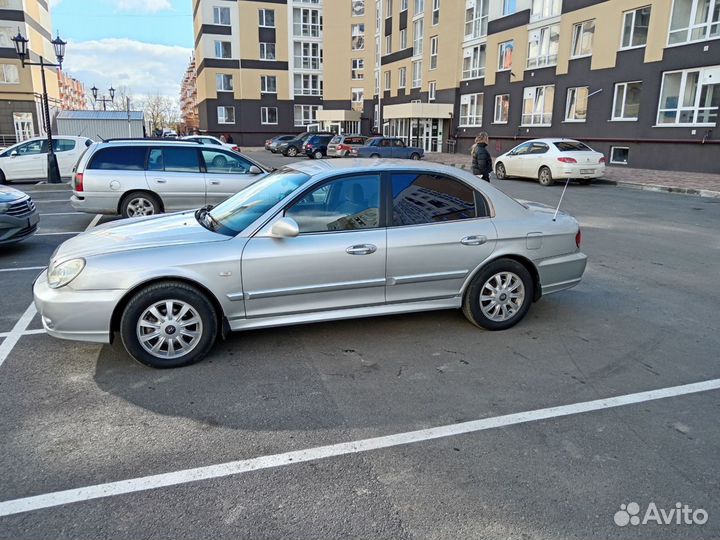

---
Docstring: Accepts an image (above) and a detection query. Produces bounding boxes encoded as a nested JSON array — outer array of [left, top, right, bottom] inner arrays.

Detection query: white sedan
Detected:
[[0, 136, 92, 183], [495, 138, 606, 186], [181, 135, 240, 153]]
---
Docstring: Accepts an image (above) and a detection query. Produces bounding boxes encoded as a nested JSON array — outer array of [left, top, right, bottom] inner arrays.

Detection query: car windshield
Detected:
[[206, 168, 309, 236], [554, 141, 591, 152]]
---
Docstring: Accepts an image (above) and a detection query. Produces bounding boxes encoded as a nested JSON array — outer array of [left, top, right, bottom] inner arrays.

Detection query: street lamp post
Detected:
[[11, 30, 66, 184], [91, 85, 115, 111]]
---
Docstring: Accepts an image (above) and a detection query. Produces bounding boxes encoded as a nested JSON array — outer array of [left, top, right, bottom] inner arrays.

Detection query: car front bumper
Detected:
[[537, 252, 588, 296], [0, 211, 39, 245], [33, 270, 126, 344]]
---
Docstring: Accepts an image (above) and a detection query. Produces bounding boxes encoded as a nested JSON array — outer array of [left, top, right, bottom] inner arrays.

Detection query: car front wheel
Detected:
[[120, 281, 218, 368], [495, 162, 507, 180], [462, 259, 534, 331], [287, 147, 298, 157]]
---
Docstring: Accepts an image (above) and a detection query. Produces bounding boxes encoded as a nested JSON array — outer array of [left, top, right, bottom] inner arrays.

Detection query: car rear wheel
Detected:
[[462, 259, 534, 331], [0, 170, 6, 185], [121, 191, 161, 218], [410, 153, 421, 160], [287, 147, 298, 157], [313, 150, 324, 160], [538, 166, 555, 187], [495, 162, 507, 180], [370, 153, 381, 159], [120, 281, 218, 368]]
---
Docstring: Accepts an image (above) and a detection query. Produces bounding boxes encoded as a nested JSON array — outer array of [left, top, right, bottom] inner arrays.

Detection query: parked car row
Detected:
[[265, 132, 425, 161]]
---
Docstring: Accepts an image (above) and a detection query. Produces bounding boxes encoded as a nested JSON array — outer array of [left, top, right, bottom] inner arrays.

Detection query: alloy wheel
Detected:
[[126, 197, 156, 217], [479, 272, 525, 322], [136, 299, 204, 359]]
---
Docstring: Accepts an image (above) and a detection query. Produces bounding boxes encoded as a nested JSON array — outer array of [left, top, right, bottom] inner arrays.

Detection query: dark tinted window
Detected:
[[147, 148, 201, 173], [511, 142, 532, 155], [88, 146, 146, 170], [54, 139, 76, 152], [345, 136, 365, 144], [554, 141, 591, 152], [202, 149, 253, 174], [330, 135, 342, 144], [391, 173, 478, 226], [529, 143, 549, 154], [286, 174, 381, 233], [392, 139, 405, 147]]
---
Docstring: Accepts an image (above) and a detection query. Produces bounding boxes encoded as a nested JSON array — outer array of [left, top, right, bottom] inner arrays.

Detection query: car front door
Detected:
[[504, 142, 532, 177], [386, 171, 497, 303], [145, 146, 206, 211], [201, 148, 264, 205], [241, 173, 386, 318], [7, 140, 45, 179]]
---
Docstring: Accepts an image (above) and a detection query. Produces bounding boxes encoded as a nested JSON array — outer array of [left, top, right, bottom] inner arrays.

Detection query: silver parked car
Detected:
[[34, 160, 587, 368], [71, 141, 269, 217]]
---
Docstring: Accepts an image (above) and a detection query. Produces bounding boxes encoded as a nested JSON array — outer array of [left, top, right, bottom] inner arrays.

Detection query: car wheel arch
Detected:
[[461, 254, 542, 303], [117, 190, 164, 215]]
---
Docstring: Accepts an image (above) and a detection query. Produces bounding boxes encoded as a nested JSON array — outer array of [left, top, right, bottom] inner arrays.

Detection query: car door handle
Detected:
[[154, 178, 167, 184], [209, 180, 220, 185], [461, 235, 488, 246], [346, 244, 377, 255]]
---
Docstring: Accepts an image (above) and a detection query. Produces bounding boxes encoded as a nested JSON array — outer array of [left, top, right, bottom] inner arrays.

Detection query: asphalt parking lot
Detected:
[[1, 159, 719, 539]]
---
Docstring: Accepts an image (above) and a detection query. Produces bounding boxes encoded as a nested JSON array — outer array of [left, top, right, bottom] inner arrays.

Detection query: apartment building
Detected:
[[0, 0, 60, 144], [194, 0, 720, 172], [58, 70, 86, 110], [180, 55, 200, 132]]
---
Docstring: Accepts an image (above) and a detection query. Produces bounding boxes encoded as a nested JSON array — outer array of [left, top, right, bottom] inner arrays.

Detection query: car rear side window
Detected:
[[554, 141, 591, 152], [391, 173, 483, 226], [87, 147, 147, 170], [54, 139, 76, 152]]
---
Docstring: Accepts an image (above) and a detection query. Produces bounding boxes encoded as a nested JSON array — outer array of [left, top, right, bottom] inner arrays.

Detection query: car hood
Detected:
[[52, 211, 230, 263], [0, 185, 27, 203]]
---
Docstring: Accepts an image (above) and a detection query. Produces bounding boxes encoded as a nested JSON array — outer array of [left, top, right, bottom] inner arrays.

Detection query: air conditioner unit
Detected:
[[701, 66, 720, 85]]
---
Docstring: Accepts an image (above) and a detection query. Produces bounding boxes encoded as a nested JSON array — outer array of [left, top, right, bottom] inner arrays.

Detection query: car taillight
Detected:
[[306, 144, 313, 150], [338, 144, 350, 151], [599, 156, 606, 164], [74, 172, 83, 192], [558, 157, 578, 164], [576, 229, 582, 248], [232, 146, 240, 152]]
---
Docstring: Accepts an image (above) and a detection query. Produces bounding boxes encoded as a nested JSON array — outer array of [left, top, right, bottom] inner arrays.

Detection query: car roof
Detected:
[[282, 158, 458, 176], [94, 140, 203, 148], [520, 138, 585, 144]]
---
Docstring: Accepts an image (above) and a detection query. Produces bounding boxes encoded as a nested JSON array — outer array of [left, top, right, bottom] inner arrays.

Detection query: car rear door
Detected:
[[242, 172, 386, 318], [386, 171, 497, 303], [201, 148, 264, 205], [145, 146, 206, 211], [525, 142, 550, 178], [53, 138, 79, 177]]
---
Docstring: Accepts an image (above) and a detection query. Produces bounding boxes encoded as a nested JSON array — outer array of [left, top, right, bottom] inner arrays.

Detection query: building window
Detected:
[[428, 81, 437, 101], [494, 94, 510, 123], [214, 41, 231, 59], [657, 67, 720, 125], [612, 81, 642, 120], [401, 0, 408, 11], [527, 25, 559, 68], [432, 0, 440, 25], [258, 9, 275, 28], [294, 104, 321, 126], [399, 66, 407, 88], [522, 85, 554, 126], [216, 74, 233, 92], [610, 147, 629, 165], [375, 72, 380, 95], [530, 0, 561, 22], [414, 0, 425, 15], [213, 6, 231, 25], [386, 34, 393, 54], [669, 0, 720, 45], [352, 0, 365, 17], [462, 44, 486, 80], [0, 63, 19, 84], [260, 42, 276, 60], [261, 107, 278, 125], [412, 59, 423, 87], [413, 18, 424, 56], [386, 0, 393, 17], [352, 23, 366, 50], [498, 40, 513, 70], [621, 6, 651, 49], [352, 58, 365, 80], [294, 73, 322, 95], [571, 20, 595, 58], [565, 86, 589, 122], [384, 70, 392, 91], [400, 28, 408, 49], [459, 93, 483, 126], [352, 87, 365, 111], [503, 0, 516, 16], [261, 75, 277, 94], [430, 36, 438, 69], [217, 106, 235, 124], [464, 0, 489, 40], [293, 8, 322, 37], [294, 42, 322, 70]]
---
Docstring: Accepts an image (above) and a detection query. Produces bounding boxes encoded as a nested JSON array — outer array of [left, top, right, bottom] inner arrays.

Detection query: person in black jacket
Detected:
[[471, 133, 492, 182]]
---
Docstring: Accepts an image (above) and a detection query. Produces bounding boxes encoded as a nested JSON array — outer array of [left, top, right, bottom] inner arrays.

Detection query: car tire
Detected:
[[313, 150, 324, 160], [410, 153, 421, 160], [287, 147, 298, 157], [0, 169, 6, 185], [120, 191, 161, 218], [370, 153, 381, 159], [120, 281, 218, 369], [462, 258, 534, 331], [495, 162, 507, 180], [538, 166, 555, 187]]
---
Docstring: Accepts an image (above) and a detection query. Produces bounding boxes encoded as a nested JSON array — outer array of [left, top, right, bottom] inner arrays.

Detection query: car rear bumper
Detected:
[[33, 270, 124, 344], [0, 211, 39, 245], [537, 252, 587, 296], [554, 164, 606, 179], [71, 193, 121, 215]]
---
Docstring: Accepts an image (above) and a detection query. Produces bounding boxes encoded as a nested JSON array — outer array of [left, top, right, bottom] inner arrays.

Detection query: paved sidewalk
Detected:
[[424, 152, 720, 198]]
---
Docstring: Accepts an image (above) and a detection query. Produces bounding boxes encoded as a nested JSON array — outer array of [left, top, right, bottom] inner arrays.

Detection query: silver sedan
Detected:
[[34, 160, 587, 368]]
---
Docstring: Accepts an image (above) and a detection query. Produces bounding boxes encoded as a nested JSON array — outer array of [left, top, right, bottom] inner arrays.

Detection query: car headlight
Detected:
[[48, 258, 85, 289]]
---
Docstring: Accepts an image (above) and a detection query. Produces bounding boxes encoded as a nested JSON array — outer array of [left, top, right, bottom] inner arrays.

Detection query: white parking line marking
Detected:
[[36, 232, 83, 236], [0, 304, 37, 369], [23, 190, 70, 195], [40, 212, 83, 216], [0, 377, 718, 518], [87, 214, 102, 229], [0, 266, 46, 273], [0, 328, 44, 339], [33, 199, 71, 204]]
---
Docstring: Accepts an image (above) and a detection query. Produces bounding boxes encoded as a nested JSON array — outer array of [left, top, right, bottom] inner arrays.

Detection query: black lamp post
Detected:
[[91, 85, 115, 111], [11, 30, 66, 184]]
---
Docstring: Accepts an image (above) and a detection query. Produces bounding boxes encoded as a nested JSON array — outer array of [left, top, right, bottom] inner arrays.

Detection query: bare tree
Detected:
[[109, 86, 134, 112]]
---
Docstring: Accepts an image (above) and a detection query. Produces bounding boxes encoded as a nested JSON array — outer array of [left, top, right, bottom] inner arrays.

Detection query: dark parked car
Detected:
[[279, 132, 333, 157], [354, 137, 424, 160], [303, 134, 335, 159], [265, 135, 296, 153], [0, 185, 38, 245]]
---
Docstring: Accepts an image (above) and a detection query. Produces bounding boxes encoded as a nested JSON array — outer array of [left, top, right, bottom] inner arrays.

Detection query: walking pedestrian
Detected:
[[219, 134, 227, 143], [471, 133, 492, 182]]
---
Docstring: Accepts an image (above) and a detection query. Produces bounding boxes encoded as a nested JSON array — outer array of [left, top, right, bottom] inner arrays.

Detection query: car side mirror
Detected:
[[10, 150, 18, 157], [248, 165, 263, 175], [271, 217, 300, 238]]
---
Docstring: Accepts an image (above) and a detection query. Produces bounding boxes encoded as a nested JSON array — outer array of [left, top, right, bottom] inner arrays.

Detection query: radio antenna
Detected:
[[553, 178, 571, 222]]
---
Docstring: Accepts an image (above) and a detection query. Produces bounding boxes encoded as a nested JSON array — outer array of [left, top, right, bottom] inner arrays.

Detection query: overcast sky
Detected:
[[50, 0, 194, 102]]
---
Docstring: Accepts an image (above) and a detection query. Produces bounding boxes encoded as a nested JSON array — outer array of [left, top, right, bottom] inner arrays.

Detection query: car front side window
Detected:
[[286, 174, 381, 233], [202, 149, 251, 174]]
